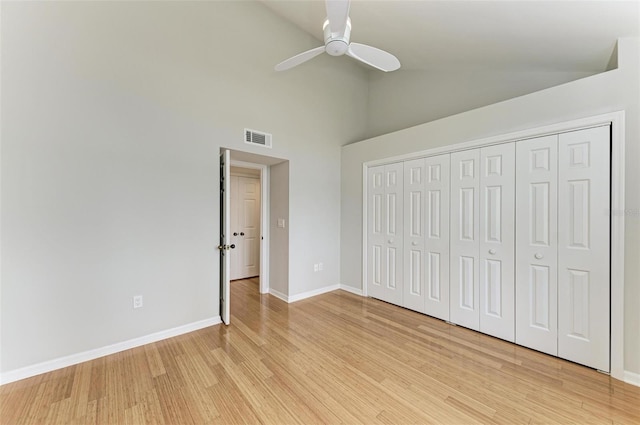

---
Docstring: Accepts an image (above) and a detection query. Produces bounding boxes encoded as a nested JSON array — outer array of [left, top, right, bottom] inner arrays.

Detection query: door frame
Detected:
[[361, 110, 626, 382], [231, 159, 270, 294]]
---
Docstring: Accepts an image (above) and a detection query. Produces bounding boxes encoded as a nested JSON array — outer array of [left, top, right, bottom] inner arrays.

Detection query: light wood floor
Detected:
[[1, 278, 639, 424]]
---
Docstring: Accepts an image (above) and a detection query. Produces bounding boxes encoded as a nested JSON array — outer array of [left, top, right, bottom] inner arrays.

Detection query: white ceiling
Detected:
[[261, 0, 639, 73]]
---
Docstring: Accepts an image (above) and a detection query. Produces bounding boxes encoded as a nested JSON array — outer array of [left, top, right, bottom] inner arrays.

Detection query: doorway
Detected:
[[219, 147, 290, 326], [229, 166, 261, 281]]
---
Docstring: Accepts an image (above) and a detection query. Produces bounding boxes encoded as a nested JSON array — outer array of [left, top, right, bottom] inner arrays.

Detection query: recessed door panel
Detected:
[[516, 135, 558, 356], [530, 265, 551, 330], [558, 126, 610, 371], [424, 155, 450, 320]]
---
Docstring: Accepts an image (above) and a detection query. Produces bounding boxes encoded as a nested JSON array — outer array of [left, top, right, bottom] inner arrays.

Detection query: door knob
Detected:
[[535, 253, 543, 259], [240, 232, 245, 236], [388, 239, 393, 244], [488, 249, 496, 255], [412, 241, 418, 246], [230, 244, 236, 249], [233, 232, 238, 236]]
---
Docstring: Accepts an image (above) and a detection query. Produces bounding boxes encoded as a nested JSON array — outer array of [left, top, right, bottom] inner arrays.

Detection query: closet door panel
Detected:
[[515, 135, 558, 356], [450, 150, 480, 330], [480, 143, 515, 341], [558, 126, 610, 371], [424, 154, 450, 320], [384, 162, 404, 306], [367, 166, 387, 301], [367, 163, 404, 305], [403, 159, 426, 312]]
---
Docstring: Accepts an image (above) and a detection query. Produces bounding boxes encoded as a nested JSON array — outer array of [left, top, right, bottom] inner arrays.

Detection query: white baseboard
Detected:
[[339, 284, 363, 296], [0, 316, 222, 386], [288, 284, 340, 303], [624, 370, 640, 387], [269, 284, 341, 303], [269, 288, 289, 302]]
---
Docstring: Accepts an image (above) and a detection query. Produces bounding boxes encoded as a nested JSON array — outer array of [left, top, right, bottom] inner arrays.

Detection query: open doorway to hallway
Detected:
[[219, 148, 290, 325]]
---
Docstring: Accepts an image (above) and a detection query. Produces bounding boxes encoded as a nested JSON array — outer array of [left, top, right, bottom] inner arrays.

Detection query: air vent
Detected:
[[244, 128, 272, 148]]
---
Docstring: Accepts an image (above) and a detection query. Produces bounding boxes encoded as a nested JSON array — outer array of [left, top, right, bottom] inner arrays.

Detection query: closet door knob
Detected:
[[388, 239, 393, 244], [488, 249, 496, 255], [412, 241, 418, 246], [535, 253, 543, 260], [233, 232, 238, 236], [240, 232, 245, 236]]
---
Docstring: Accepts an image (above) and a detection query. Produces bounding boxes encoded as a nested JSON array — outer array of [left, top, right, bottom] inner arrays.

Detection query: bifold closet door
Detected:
[[424, 155, 450, 320], [450, 150, 480, 330], [403, 159, 426, 312], [479, 143, 515, 341], [403, 155, 451, 316], [557, 126, 610, 371], [367, 163, 403, 306], [515, 135, 559, 356]]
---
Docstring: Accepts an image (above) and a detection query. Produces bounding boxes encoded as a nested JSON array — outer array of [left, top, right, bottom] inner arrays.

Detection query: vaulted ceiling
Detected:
[[261, 0, 639, 73]]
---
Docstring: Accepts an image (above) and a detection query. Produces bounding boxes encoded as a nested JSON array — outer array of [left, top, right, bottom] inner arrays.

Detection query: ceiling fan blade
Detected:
[[274, 46, 325, 71], [346, 43, 401, 72], [325, 0, 350, 34]]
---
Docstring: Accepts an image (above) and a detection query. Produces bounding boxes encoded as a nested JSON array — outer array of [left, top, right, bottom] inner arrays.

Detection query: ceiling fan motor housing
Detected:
[[323, 17, 351, 56]]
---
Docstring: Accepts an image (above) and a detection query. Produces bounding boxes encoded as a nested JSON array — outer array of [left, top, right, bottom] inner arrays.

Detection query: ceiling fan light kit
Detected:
[[275, 0, 400, 72]]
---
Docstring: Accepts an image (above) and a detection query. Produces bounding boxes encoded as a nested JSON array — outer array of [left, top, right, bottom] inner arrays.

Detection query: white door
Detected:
[[367, 163, 403, 305], [230, 176, 260, 280], [515, 135, 559, 355], [450, 150, 480, 330], [403, 159, 426, 312], [424, 154, 450, 321], [479, 143, 515, 341], [219, 150, 231, 325], [557, 126, 610, 371]]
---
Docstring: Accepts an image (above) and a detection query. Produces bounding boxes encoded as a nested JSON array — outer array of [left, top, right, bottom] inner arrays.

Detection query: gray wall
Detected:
[[341, 37, 640, 375], [0, 1, 369, 373], [366, 69, 596, 139], [269, 161, 290, 296]]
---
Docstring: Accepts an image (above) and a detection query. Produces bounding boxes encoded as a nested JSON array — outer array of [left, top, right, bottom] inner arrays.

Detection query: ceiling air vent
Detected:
[[244, 128, 272, 148]]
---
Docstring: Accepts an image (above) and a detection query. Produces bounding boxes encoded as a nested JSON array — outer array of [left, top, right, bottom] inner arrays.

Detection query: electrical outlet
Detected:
[[318, 262, 323, 271], [313, 264, 319, 272], [133, 295, 143, 309]]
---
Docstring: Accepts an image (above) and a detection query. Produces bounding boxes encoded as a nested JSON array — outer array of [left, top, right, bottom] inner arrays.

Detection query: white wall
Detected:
[[0, 1, 369, 375], [341, 38, 640, 375]]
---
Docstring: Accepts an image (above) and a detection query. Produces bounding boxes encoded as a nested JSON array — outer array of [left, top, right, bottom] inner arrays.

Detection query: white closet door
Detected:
[[367, 163, 403, 305], [515, 135, 559, 356], [479, 143, 516, 341], [424, 154, 450, 321], [403, 159, 426, 312], [557, 126, 610, 371], [450, 150, 480, 330]]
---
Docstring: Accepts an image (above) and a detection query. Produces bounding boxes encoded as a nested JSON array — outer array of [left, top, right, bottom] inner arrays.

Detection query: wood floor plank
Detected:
[[1, 278, 639, 424]]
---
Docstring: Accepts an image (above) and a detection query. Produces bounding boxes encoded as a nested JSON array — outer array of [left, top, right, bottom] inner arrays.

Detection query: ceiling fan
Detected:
[[274, 0, 401, 72]]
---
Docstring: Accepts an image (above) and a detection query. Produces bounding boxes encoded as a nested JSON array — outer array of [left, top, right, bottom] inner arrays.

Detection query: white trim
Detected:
[[361, 111, 625, 382], [231, 160, 270, 294], [0, 317, 222, 386], [270, 285, 341, 303], [609, 113, 625, 380], [624, 370, 640, 387], [340, 284, 363, 296], [366, 112, 623, 167]]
